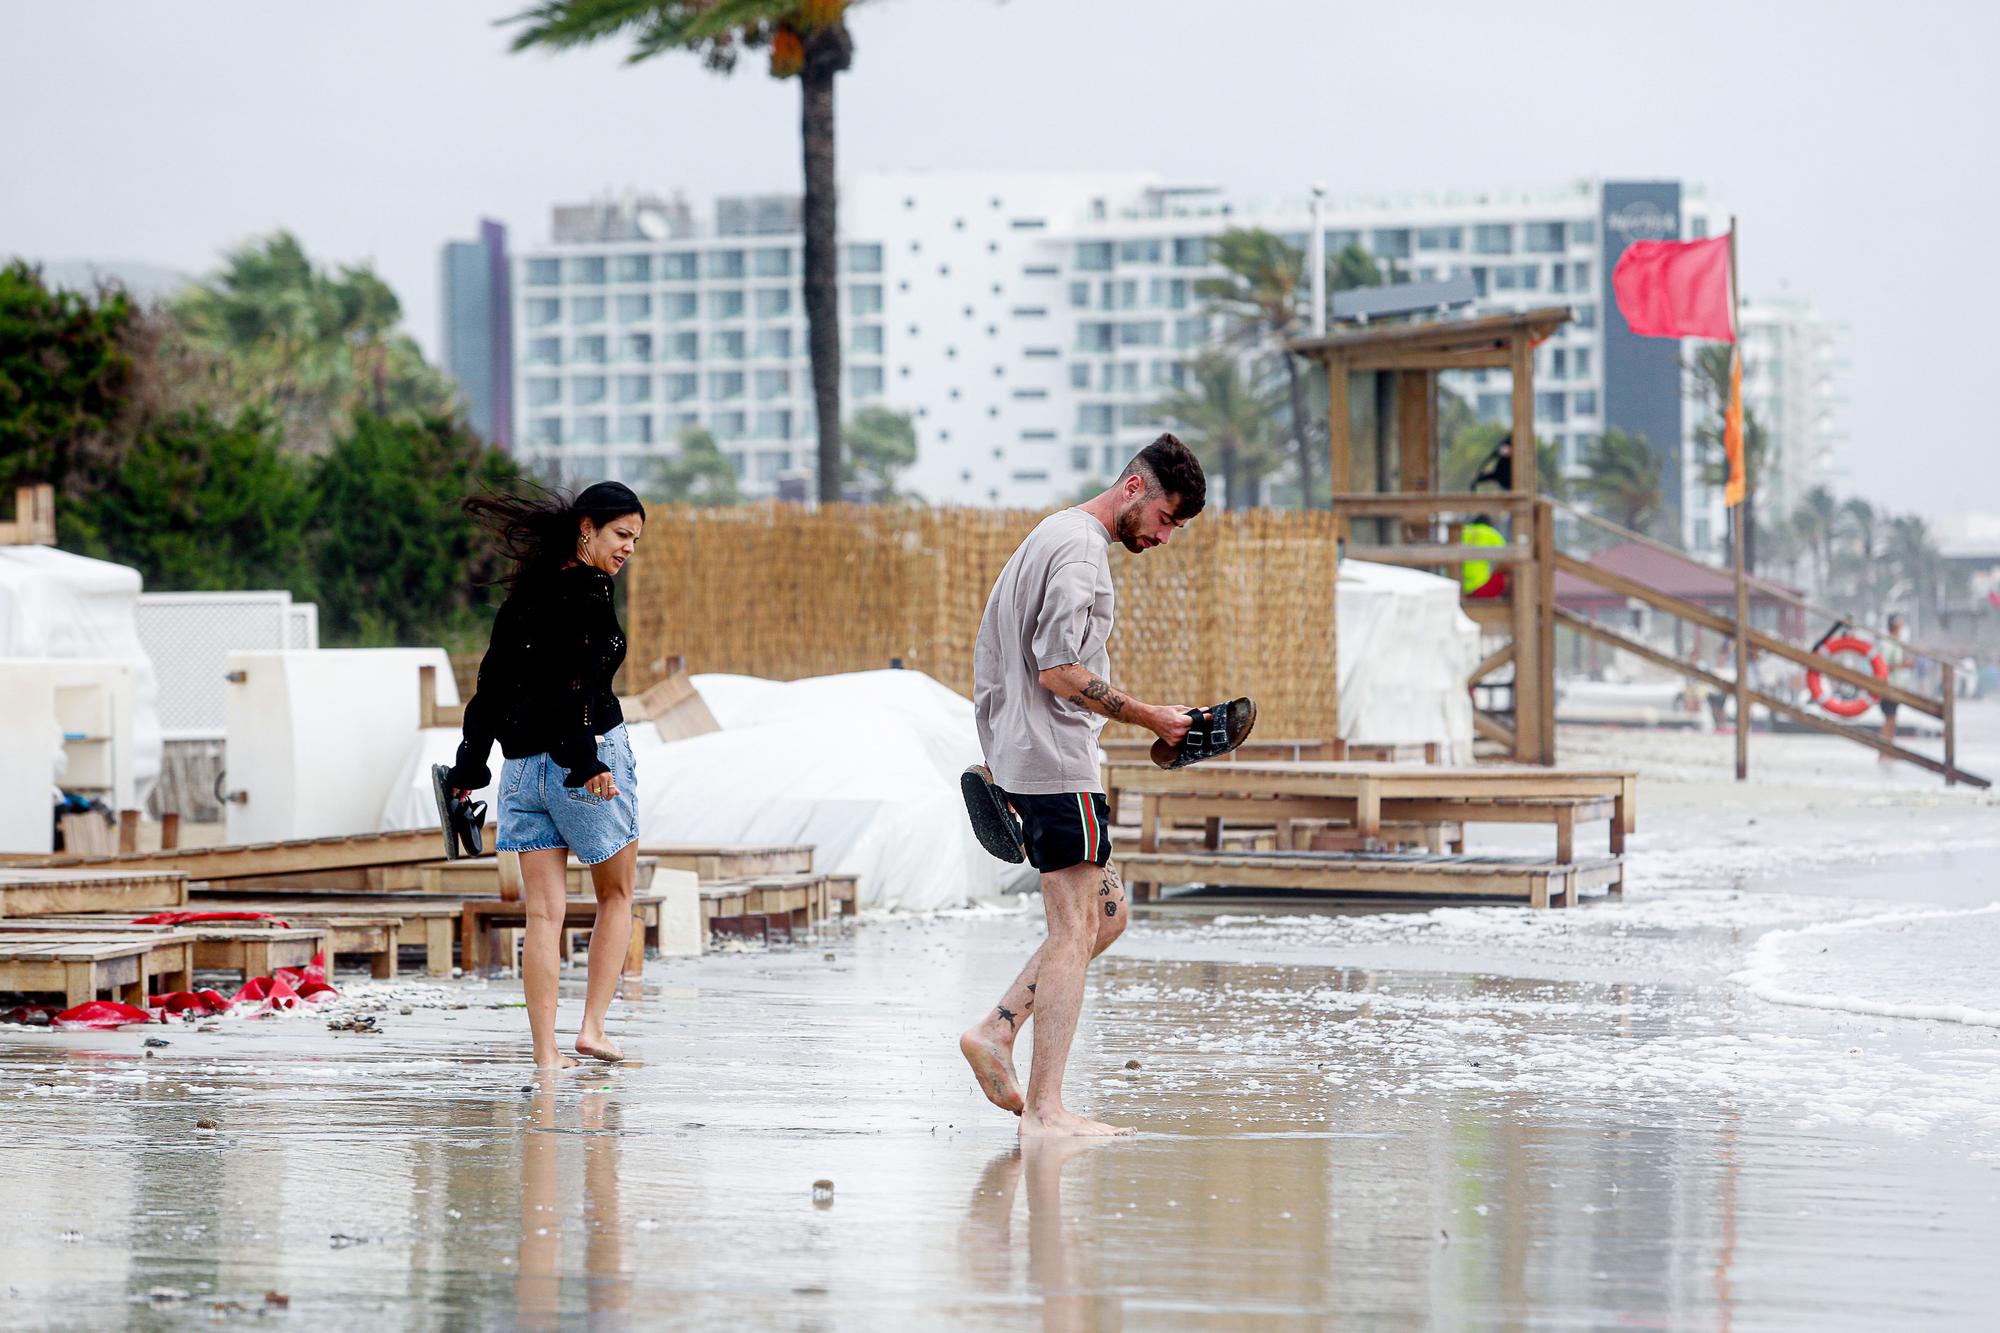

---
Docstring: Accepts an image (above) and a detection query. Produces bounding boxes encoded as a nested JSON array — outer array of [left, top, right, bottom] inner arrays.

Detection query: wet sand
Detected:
[[3, 716, 1998, 1328]]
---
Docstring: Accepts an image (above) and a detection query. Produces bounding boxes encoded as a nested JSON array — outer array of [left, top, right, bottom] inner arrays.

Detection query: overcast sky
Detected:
[[5, 0, 1992, 520]]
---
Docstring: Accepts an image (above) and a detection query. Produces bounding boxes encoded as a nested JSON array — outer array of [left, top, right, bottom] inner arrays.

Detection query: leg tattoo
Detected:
[[996, 1005, 1019, 1031]]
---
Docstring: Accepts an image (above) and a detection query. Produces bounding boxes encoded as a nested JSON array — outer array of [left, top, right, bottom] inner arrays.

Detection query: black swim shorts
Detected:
[[998, 789, 1112, 873]]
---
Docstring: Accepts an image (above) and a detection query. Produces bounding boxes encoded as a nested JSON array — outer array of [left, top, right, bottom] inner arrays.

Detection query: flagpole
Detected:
[[1729, 215, 1749, 781]]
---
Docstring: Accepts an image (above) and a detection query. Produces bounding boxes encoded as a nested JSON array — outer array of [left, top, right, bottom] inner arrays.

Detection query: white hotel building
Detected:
[[498, 172, 1823, 556]]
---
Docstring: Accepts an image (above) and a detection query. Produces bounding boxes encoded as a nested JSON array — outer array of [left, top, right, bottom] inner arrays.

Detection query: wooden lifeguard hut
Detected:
[[1288, 307, 1573, 764]]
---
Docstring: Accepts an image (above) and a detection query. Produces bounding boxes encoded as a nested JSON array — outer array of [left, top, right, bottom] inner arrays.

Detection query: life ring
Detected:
[[1806, 634, 1887, 718]]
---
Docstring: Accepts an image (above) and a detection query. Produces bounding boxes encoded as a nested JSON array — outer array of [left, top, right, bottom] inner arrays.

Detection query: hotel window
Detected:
[[617, 332, 652, 363], [662, 292, 697, 320], [710, 330, 745, 359], [843, 243, 883, 273], [755, 368, 791, 400], [1416, 227, 1462, 251], [572, 375, 607, 406], [850, 324, 884, 355], [571, 295, 606, 324], [1077, 404, 1114, 434], [755, 288, 792, 319], [525, 298, 560, 327], [1118, 239, 1162, 264], [707, 250, 745, 280], [708, 290, 745, 320], [613, 254, 651, 283], [712, 411, 746, 440], [524, 258, 561, 285], [529, 416, 562, 446], [1370, 229, 1412, 259], [667, 331, 699, 362], [573, 335, 608, 365], [1069, 281, 1090, 308], [753, 248, 792, 278], [1173, 317, 1207, 348], [1523, 221, 1565, 253], [708, 371, 745, 400], [1101, 445, 1121, 473], [617, 414, 654, 444], [526, 378, 561, 408], [1120, 321, 1163, 347], [1575, 304, 1597, 329], [754, 411, 793, 440], [850, 366, 885, 397], [1472, 224, 1513, 255], [1574, 390, 1599, 416], [573, 415, 609, 444], [659, 251, 697, 280], [1070, 363, 1090, 388], [849, 285, 884, 316], [1172, 237, 1208, 266], [1078, 323, 1114, 353], [663, 373, 698, 401], [1076, 242, 1114, 272], [1573, 348, 1592, 377], [1571, 221, 1596, 245], [617, 374, 651, 404], [1536, 391, 1567, 423], [1071, 446, 1090, 470], [568, 256, 606, 284], [525, 336, 561, 366], [616, 293, 651, 322], [755, 328, 792, 359]]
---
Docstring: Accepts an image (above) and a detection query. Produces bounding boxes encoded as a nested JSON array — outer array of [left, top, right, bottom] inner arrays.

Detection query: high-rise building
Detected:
[[1736, 293, 1846, 526], [505, 174, 1755, 551], [440, 220, 513, 450]]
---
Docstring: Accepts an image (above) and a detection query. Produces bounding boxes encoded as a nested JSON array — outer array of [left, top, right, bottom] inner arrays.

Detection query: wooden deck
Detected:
[[639, 842, 815, 880], [0, 868, 190, 919], [1, 918, 328, 983], [8, 828, 480, 882], [191, 895, 461, 977], [700, 873, 850, 941], [415, 855, 659, 898], [0, 931, 197, 1006], [459, 891, 671, 976], [1117, 848, 1624, 909]]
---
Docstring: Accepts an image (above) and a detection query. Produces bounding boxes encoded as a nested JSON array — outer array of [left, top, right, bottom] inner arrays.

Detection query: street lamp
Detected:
[[1310, 182, 1328, 336]]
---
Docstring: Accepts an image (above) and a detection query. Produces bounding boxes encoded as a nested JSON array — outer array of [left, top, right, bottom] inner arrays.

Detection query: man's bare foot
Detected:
[[1019, 1106, 1134, 1138], [960, 1029, 1025, 1115], [576, 1035, 625, 1063], [534, 1053, 580, 1072]]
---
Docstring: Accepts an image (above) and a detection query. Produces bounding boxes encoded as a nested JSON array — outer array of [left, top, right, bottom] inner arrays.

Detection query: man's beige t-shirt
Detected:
[[973, 508, 1116, 794]]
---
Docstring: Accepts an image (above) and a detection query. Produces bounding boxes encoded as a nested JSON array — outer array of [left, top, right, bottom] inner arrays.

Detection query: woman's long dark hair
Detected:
[[464, 479, 645, 587]]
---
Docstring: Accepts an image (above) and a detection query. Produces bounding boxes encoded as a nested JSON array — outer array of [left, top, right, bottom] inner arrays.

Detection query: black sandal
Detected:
[[1150, 698, 1259, 769], [959, 764, 1026, 863], [431, 764, 488, 860]]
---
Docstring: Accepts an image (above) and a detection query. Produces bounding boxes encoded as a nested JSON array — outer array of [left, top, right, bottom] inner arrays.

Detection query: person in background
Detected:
[[1878, 612, 1912, 762]]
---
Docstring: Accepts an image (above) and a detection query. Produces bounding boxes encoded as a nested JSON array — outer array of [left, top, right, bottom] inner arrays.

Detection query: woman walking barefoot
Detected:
[[447, 480, 647, 1070]]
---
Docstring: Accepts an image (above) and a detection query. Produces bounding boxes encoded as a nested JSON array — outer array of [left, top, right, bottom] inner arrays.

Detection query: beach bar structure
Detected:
[[1289, 307, 1572, 764]]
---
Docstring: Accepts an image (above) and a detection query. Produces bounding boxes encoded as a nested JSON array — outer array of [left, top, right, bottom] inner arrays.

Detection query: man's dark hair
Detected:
[[1121, 433, 1206, 518]]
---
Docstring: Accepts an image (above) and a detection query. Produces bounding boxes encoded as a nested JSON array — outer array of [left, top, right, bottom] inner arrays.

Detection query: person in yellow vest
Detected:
[[1460, 516, 1508, 599]]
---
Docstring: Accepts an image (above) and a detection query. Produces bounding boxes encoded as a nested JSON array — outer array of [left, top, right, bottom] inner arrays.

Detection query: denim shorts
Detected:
[[495, 724, 639, 865]]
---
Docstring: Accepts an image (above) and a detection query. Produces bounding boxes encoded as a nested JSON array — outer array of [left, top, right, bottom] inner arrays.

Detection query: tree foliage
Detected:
[[842, 405, 917, 503], [648, 426, 740, 507]]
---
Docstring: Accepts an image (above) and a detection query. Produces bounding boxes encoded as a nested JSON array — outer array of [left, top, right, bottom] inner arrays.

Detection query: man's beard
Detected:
[[1113, 501, 1148, 553]]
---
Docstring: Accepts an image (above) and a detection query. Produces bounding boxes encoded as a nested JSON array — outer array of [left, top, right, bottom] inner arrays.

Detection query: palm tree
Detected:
[[1886, 513, 1943, 630], [1151, 351, 1284, 510], [1688, 342, 1770, 572], [842, 405, 916, 503], [1196, 230, 1312, 505], [1573, 428, 1665, 538], [648, 425, 739, 506], [170, 231, 455, 455], [507, 1, 859, 505], [1837, 496, 1882, 613], [1790, 484, 1840, 598]]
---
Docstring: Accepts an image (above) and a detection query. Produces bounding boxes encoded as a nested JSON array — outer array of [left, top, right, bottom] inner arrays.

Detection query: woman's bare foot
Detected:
[[960, 1028, 1025, 1115], [1019, 1105, 1134, 1138], [576, 1034, 625, 1063], [534, 1053, 580, 1072]]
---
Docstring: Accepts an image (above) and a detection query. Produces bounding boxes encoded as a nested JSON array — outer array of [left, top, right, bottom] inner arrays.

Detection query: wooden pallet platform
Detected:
[[638, 842, 815, 880], [190, 894, 461, 977], [415, 855, 659, 898], [459, 890, 672, 976], [9, 828, 485, 882], [0, 932, 197, 1006], [1119, 848, 1623, 908], [699, 873, 846, 939], [0, 868, 190, 920], [1, 918, 329, 983]]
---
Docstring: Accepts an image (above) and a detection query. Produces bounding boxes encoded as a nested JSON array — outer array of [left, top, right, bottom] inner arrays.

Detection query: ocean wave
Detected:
[[1734, 903, 2000, 1027]]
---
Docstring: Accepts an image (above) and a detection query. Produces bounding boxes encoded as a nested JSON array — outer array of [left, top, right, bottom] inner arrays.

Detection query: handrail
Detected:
[[1550, 499, 1955, 670]]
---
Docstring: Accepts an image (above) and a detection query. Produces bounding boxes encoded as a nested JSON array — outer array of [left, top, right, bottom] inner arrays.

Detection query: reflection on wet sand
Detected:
[[962, 1143, 1124, 1333], [517, 1074, 630, 1325]]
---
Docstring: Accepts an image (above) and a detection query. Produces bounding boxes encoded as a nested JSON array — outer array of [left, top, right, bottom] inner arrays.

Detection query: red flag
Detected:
[[1612, 237, 1735, 342], [1723, 346, 1745, 507]]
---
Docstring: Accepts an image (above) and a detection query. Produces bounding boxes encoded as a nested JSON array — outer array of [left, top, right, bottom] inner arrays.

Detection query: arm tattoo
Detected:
[[1080, 676, 1128, 718]]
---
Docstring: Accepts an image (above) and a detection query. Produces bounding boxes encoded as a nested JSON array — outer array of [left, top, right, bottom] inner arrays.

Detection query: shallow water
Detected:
[[4, 869, 2000, 1329]]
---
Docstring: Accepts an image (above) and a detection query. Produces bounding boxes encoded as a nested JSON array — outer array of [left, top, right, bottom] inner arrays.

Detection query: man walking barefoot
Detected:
[[959, 435, 1206, 1137]]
